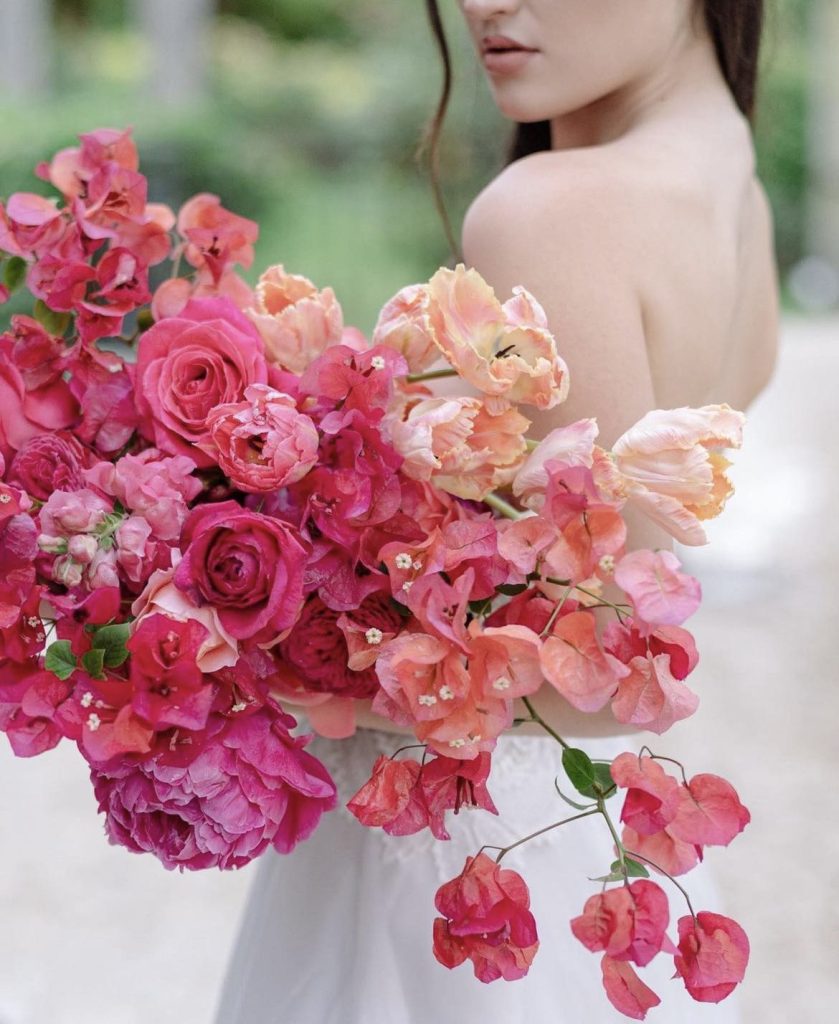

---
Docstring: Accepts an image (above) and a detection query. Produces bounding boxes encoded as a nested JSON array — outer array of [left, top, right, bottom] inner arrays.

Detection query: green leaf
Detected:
[[81, 647, 106, 679], [33, 299, 70, 337], [589, 869, 625, 884], [468, 597, 493, 617], [45, 640, 77, 681], [2, 256, 27, 293], [496, 583, 528, 597], [618, 857, 650, 879], [91, 622, 131, 668], [562, 747, 598, 797], [592, 762, 617, 798], [554, 777, 595, 811]]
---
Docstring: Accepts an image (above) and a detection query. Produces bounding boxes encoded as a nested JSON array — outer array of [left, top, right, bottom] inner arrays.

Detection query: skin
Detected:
[[351, 0, 780, 739]]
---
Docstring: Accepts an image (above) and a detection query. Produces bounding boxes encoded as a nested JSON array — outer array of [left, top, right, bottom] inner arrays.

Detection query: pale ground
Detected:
[[0, 314, 836, 1024]]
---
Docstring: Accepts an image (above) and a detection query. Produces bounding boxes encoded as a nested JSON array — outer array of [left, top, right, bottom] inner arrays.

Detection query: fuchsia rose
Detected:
[[433, 852, 539, 982], [673, 912, 749, 1003], [8, 432, 91, 501], [201, 384, 319, 492], [134, 297, 268, 466], [174, 501, 307, 644], [278, 590, 403, 699], [245, 264, 343, 374], [90, 706, 337, 870]]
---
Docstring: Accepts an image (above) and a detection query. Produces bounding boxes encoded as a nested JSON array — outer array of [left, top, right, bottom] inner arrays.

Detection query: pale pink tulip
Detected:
[[372, 283, 438, 373], [512, 419, 598, 509]]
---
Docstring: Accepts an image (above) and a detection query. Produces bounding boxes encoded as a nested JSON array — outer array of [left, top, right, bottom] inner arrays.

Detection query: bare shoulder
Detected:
[[461, 148, 660, 446]]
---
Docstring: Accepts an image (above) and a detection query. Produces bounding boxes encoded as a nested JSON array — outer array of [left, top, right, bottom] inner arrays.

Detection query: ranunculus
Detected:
[[278, 591, 403, 699], [673, 912, 749, 1003], [201, 384, 319, 492], [425, 264, 569, 410], [386, 394, 529, 501], [8, 432, 90, 500], [174, 501, 307, 644], [245, 264, 343, 374], [371, 283, 438, 373], [90, 706, 337, 870], [134, 297, 268, 466], [611, 405, 746, 545], [433, 852, 539, 982], [570, 879, 673, 966]]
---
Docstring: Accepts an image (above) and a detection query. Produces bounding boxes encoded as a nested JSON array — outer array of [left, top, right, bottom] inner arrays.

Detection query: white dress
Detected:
[[213, 725, 743, 1024]]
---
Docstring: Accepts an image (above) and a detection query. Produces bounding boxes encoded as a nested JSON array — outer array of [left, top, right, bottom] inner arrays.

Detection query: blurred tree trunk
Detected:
[[806, 0, 839, 277], [0, 0, 50, 97], [136, 0, 215, 106]]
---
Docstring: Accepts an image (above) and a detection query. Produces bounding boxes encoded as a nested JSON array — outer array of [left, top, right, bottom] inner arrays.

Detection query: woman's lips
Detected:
[[480, 37, 539, 76]]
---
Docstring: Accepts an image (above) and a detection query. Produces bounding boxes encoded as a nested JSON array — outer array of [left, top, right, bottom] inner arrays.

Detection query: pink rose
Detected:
[[90, 707, 337, 870], [433, 852, 539, 982], [245, 264, 343, 374], [8, 432, 90, 500], [174, 501, 307, 643], [201, 384, 319, 492], [131, 566, 239, 674], [134, 297, 268, 466]]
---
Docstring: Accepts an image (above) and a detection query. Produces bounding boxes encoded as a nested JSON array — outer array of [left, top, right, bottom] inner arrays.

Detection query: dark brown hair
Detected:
[[421, 0, 765, 252]]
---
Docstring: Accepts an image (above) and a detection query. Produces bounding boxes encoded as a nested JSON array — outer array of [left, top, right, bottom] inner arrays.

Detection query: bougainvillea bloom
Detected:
[[570, 879, 673, 967], [610, 753, 683, 836], [615, 549, 702, 634], [433, 852, 539, 982], [600, 956, 661, 1020], [346, 754, 442, 837], [540, 610, 629, 712], [673, 912, 750, 1003]]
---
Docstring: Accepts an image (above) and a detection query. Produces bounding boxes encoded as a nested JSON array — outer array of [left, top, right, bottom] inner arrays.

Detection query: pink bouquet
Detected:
[[0, 128, 751, 1017]]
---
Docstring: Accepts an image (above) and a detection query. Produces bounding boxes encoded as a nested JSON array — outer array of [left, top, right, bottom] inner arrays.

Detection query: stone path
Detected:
[[0, 314, 836, 1023]]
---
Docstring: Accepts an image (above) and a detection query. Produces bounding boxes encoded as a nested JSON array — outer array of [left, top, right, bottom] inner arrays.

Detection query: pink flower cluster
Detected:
[[1, 130, 752, 1013]]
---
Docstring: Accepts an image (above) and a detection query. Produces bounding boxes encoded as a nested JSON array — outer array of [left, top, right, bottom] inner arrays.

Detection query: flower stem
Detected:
[[483, 492, 524, 520], [598, 801, 628, 878], [495, 808, 599, 863], [622, 847, 698, 924], [405, 367, 458, 383], [520, 696, 571, 750]]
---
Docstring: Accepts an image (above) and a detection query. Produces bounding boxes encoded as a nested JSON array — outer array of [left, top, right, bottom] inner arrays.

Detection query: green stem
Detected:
[[622, 847, 698, 923], [520, 696, 571, 749], [598, 801, 628, 878], [484, 492, 524, 520], [405, 367, 458, 383], [496, 809, 599, 863]]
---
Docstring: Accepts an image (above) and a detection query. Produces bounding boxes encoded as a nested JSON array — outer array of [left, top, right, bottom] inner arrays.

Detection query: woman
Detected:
[[214, 1, 779, 1020]]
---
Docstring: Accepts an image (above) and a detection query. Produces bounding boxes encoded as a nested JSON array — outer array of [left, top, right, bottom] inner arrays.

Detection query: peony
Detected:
[[245, 264, 343, 374], [201, 384, 319, 492], [425, 264, 569, 410], [611, 405, 746, 545], [90, 707, 337, 870], [433, 852, 539, 982], [134, 297, 268, 466], [174, 501, 308, 644], [673, 912, 749, 1003]]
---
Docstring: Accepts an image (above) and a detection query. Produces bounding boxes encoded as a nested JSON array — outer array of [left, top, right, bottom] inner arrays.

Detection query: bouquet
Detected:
[[0, 128, 751, 1018]]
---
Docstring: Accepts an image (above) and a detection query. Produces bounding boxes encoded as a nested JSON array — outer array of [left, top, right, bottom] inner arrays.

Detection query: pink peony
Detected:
[[245, 264, 343, 374], [90, 707, 337, 870], [201, 384, 319, 492], [611, 405, 746, 545], [134, 297, 268, 466], [173, 501, 307, 644], [433, 852, 539, 982], [673, 912, 749, 1003]]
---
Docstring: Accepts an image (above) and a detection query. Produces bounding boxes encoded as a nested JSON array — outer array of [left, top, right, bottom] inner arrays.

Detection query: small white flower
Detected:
[[231, 701, 248, 713], [86, 713, 101, 732], [26, 616, 40, 628], [438, 685, 455, 701], [394, 553, 413, 570], [448, 738, 466, 749], [0, 493, 10, 504], [401, 580, 413, 593], [371, 355, 386, 370], [418, 694, 437, 706], [492, 677, 512, 692], [35, 632, 45, 643], [598, 554, 616, 575], [412, 559, 422, 571], [365, 627, 384, 646], [80, 692, 94, 708]]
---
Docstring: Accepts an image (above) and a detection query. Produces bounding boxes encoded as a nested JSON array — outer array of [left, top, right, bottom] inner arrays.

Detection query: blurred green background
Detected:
[[0, 0, 818, 331]]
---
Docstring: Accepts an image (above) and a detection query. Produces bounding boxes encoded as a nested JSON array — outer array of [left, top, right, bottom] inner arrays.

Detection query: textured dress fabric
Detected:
[[213, 725, 743, 1024]]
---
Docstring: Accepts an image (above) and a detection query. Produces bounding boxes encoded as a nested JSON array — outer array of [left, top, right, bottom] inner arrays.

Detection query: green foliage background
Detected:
[[0, 0, 812, 331]]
